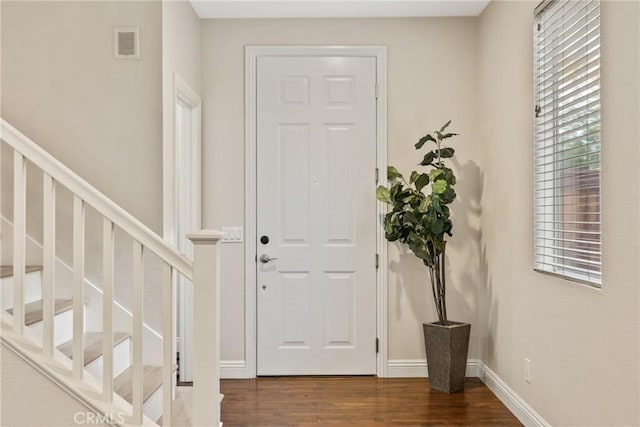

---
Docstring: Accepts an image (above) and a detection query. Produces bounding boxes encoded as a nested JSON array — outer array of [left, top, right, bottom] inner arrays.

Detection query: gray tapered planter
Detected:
[[423, 321, 471, 393]]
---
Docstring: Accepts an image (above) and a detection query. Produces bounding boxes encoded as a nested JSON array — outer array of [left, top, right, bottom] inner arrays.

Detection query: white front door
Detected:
[[256, 55, 378, 375]]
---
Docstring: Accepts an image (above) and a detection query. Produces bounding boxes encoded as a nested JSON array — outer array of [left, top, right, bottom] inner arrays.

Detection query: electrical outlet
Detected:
[[524, 358, 532, 384]]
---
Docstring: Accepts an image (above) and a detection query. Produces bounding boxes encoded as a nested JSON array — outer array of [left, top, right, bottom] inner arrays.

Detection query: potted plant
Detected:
[[376, 120, 470, 393]]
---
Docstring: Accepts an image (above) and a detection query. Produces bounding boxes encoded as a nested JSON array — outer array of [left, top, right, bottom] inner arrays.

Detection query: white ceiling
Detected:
[[190, 1, 491, 19]]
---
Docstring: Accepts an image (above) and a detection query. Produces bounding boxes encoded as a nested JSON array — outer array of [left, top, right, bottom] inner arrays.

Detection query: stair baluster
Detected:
[[102, 218, 115, 401], [161, 263, 174, 426], [13, 151, 26, 334], [132, 240, 144, 424], [72, 195, 85, 379], [42, 172, 56, 356]]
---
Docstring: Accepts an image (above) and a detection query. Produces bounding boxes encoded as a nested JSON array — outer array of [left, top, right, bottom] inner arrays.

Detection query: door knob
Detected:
[[259, 254, 278, 263]]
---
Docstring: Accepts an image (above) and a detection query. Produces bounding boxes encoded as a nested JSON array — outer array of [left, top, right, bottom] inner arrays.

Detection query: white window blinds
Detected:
[[534, 0, 601, 286]]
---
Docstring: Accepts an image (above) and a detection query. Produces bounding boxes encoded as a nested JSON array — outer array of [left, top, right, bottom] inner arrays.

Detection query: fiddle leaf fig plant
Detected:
[[376, 121, 458, 324]]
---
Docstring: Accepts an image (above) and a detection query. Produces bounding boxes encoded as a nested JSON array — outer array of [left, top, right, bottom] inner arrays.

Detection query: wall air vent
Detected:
[[113, 26, 139, 59]]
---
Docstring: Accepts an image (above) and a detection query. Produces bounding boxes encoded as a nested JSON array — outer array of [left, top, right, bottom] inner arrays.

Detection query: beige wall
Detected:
[[477, 1, 640, 425], [1, 345, 109, 427], [200, 18, 482, 363], [1, 1, 164, 330], [1, 0, 163, 232], [162, 0, 201, 235]]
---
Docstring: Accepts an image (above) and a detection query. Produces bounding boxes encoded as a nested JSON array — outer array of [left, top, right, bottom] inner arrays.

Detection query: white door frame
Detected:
[[165, 73, 202, 381], [244, 45, 388, 378]]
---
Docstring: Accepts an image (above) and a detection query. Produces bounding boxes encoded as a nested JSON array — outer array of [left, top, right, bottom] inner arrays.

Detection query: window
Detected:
[[534, 0, 601, 286]]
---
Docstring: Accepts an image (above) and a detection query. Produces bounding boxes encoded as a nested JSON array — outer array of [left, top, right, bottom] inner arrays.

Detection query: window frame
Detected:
[[533, 0, 602, 287]]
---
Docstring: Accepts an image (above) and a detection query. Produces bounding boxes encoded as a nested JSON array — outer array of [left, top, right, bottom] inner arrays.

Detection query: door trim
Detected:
[[244, 46, 388, 378], [165, 73, 202, 381], [164, 73, 202, 246]]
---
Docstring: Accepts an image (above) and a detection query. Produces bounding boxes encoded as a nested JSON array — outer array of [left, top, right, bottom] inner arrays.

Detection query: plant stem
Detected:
[[441, 242, 447, 323], [432, 253, 446, 325], [429, 267, 440, 323], [435, 255, 445, 324]]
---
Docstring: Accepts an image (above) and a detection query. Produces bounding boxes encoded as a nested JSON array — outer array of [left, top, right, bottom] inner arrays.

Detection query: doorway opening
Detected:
[[172, 75, 201, 382]]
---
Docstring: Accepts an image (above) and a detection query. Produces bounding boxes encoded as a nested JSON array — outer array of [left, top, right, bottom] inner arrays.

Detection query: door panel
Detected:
[[257, 55, 377, 375]]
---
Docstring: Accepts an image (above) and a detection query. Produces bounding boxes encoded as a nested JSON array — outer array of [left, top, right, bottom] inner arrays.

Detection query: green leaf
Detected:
[[438, 147, 455, 158], [429, 168, 444, 181], [410, 171, 418, 184], [387, 166, 402, 180], [385, 230, 401, 242], [390, 182, 402, 199], [415, 134, 437, 149], [439, 120, 452, 133], [409, 193, 424, 210], [408, 233, 428, 260], [440, 187, 457, 204], [432, 179, 448, 194], [431, 219, 444, 235], [418, 196, 430, 212], [401, 191, 414, 203], [442, 133, 459, 139], [375, 186, 391, 203], [391, 212, 402, 226], [443, 219, 453, 236], [404, 211, 418, 225], [420, 151, 437, 166], [442, 168, 457, 185], [431, 197, 442, 214], [414, 173, 430, 192]]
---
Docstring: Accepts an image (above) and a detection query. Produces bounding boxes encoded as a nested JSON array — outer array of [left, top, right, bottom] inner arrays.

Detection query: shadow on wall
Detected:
[[479, 235, 496, 365], [447, 158, 483, 322], [463, 157, 496, 365], [449, 158, 497, 365]]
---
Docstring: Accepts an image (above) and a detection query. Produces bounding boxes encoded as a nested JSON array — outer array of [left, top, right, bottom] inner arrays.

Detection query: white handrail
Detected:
[[0, 118, 193, 279]]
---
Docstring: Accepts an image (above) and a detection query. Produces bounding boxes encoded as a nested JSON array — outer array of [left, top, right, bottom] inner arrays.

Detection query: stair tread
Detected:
[[57, 332, 131, 366], [0, 265, 43, 278], [114, 365, 164, 405], [6, 298, 73, 326], [158, 387, 193, 427]]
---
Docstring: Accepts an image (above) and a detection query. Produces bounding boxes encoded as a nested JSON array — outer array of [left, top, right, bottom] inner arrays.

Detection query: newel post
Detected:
[[187, 230, 225, 427]]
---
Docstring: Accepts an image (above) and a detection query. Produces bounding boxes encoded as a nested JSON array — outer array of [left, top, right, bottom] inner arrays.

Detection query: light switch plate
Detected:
[[221, 226, 243, 243]]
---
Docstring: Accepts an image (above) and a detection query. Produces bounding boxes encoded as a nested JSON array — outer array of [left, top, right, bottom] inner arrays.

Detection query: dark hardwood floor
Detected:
[[220, 377, 522, 426]]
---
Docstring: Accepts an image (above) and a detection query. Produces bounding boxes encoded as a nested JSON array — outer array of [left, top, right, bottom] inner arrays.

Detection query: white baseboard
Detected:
[[386, 358, 482, 378], [478, 363, 551, 427], [220, 360, 249, 379], [386, 358, 550, 427], [386, 359, 427, 377]]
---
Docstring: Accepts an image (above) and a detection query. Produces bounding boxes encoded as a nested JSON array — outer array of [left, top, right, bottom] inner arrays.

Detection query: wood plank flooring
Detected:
[[220, 377, 522, 426]]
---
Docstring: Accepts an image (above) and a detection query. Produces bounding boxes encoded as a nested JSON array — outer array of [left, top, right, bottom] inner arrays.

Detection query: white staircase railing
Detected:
[[0, 118, 222, 426]]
